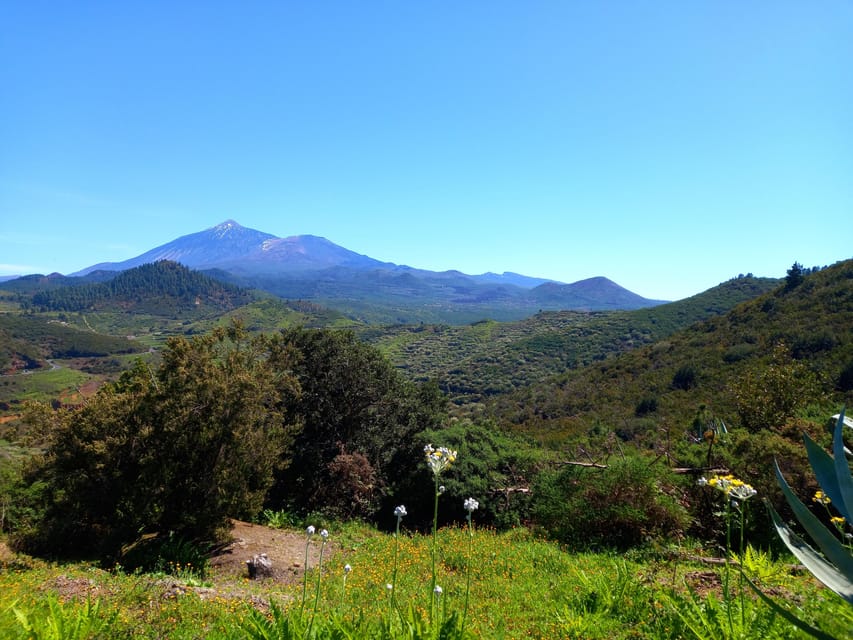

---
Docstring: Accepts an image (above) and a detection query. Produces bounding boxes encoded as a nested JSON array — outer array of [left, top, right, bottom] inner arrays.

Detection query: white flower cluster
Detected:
[[463, 497, 479, 513], [394, 505, 407, 518], [424, 444, 457, 476], [699, 474, 757, 502]]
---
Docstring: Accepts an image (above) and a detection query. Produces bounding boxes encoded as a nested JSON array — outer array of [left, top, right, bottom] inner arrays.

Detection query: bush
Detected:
[[17, 324, 298, 560], [671, 364, 697, 390], [531, 456, 688, 550]]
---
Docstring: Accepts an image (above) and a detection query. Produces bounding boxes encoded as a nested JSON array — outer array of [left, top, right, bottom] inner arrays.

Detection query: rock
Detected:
[[246, 553, 273, 579]]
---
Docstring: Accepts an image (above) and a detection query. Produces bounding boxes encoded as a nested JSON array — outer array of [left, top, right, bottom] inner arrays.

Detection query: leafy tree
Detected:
[[785, 262, 805, 291], [18, 324, 298, 559], [267, 328, 447, 519], [733, 343, 821, 432]]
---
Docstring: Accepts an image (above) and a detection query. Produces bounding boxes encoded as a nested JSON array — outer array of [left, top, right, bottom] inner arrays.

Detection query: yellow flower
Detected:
[[812, 490, 831, 506]]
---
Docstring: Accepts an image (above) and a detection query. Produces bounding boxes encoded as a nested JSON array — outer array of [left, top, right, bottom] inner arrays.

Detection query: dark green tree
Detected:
[[19, 324, 299, 559], [785, 261, 805, 291], [267, 328, 447, 519]]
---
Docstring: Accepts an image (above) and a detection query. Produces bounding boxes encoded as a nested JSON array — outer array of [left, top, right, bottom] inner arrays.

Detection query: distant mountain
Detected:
[[529, 277, 660, 310], [58, 220, 666, 323], [73, 220, 391, 276]]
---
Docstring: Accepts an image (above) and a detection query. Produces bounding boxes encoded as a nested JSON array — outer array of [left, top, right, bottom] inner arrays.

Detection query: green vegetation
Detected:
[[2, 521, 850, 638], [359, 274, 779, 405], [0, 259, 851, 637]]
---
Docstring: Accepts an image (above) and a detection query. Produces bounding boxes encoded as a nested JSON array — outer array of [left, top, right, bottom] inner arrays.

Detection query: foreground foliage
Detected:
[[1, 524, 849, 639]]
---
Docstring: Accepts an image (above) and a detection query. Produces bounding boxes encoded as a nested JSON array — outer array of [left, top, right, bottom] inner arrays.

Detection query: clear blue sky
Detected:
[[2, 2, 851, 301]]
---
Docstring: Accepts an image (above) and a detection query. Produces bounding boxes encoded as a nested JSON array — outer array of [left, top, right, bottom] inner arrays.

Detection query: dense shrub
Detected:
[[733, 343, 821, 432], [385, 418, 543, 531], [671, 364, 697, 390], [531, 456, 688, 550], [634, 396, 658, 416], [17, 325, 297, 560]]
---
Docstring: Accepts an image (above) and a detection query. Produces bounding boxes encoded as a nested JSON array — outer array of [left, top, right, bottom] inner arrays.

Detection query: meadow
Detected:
[[1, 518, 849, 639]]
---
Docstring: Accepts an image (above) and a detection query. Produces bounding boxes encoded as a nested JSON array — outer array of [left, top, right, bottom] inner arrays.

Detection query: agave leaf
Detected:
[[744, 573, 838, 640], [774, 461, 853, 584], [804, 432, 851, 522], [830, 408, 853, 525], [766, 499, 853, 604]]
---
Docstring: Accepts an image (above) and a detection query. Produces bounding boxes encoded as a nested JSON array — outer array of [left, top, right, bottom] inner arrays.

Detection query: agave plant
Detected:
[[749, 409, 853, 639]]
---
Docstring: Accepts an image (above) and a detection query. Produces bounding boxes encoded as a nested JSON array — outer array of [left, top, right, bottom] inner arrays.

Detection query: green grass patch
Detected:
[[1, 523, 847, 639]]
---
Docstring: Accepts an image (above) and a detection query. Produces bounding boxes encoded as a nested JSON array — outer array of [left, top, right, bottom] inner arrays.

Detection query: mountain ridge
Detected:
[[32, 220, 667, 323]]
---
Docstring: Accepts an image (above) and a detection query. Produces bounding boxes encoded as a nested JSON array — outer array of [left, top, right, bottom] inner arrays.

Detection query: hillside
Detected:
[[0, 314, 143, 375], [25, 261, 255, 315], [360, 274, 781, 405], [486, 259, 853, 442]]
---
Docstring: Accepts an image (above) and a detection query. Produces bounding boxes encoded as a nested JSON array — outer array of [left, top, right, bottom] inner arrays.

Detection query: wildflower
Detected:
[[704, 474, 756, 502], [813, 490, 831, 506], [394, 505, 407, 518], [320, 529, 329, 541], [386, 583, 393, 591], [434, 585, 443, 595], [424, 444, 457, 476], [831, 516, 845, 527], [439, 485, 446, 494], [464, 497, 479, 513], [697, 477, 709, 486], [728, 483, 758, 502], [306, 525, 316, 537], [344, 563, 352, 573]]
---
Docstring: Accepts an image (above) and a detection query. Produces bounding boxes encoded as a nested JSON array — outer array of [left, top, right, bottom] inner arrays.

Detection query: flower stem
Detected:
[[390, 518, 401, 625], [307, 538, 326, 637], [301, 539, 311, 616], [462, 514, 473, 632], [430, 474, 439, 625], [724, 499, 734, 637]]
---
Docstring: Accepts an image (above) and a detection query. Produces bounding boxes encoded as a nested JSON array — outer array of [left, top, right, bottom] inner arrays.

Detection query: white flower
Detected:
[[438, 485, 446, 494], [344, 564, 352, 573], [320, 529, 329, 540], [434, 585, 443, 595], [424, 444, 457, 476], [306, 525, 315, 536], [386, 583, 393, 591], [729, 484, 758, 502], [464, 497, 479, 513], [697, 477, 708, 487], [394, 505, 407, 518]]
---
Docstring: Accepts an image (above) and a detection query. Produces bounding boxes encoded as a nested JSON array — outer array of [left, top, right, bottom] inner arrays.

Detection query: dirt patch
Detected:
[[209, 520, 334, 586], [46, 575, 106, 602]]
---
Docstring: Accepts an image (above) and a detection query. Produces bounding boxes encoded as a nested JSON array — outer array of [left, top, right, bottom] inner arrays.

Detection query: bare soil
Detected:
[[209, 519, 334, 586]]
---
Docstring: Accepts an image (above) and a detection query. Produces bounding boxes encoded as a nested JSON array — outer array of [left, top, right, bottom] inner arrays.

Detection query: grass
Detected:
[[1, 523, 847, 639]]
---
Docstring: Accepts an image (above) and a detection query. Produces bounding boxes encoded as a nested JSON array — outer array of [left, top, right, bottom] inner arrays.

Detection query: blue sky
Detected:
[[1, 2, 851, 301]]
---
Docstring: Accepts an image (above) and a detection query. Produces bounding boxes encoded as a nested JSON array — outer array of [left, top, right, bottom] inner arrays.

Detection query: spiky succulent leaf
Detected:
[[830, 408, 853, 523], [765, 498, 853, 604], [804, 432, 851, 522], [744, 573, 838, 640], [773, 461, 853, 586]]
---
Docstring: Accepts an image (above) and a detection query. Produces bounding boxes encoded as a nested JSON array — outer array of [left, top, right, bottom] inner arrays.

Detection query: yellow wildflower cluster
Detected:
[[699, 474, 758, 501], [812, 490, 831, 506], [830, 516, 846, 527]]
